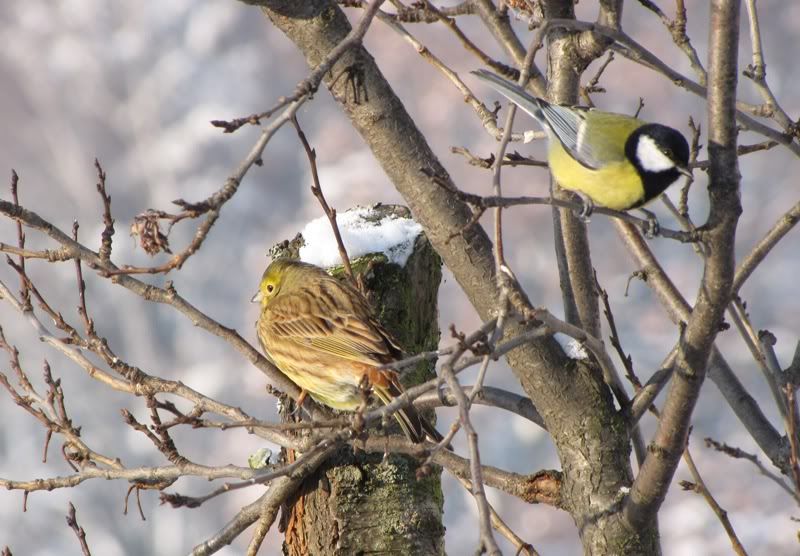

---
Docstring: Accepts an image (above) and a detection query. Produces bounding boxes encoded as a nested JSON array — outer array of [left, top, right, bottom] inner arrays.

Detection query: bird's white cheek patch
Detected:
[[637, 135, 674, 172]]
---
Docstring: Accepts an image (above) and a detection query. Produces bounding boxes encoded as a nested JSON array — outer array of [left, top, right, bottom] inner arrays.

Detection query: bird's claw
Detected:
[[289, 390, 308, 417], [575, 192, 594, 223], [638, 209, 660, 238]]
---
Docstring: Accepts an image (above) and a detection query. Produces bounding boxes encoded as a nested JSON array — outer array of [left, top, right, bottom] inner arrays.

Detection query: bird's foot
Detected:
[[574, 192, 594, 222], [638, 208, 660, 238], [289, 389, 308, 417]]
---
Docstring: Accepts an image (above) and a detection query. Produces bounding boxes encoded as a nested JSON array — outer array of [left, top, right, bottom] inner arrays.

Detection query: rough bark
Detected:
[[276, 205, 444, 556]]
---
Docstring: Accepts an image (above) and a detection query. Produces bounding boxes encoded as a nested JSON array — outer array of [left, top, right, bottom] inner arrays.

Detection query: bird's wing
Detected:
[[471, 70, 606, 169], [471, 69, 546, 121], [262, 283, 399, 366], [544, 106, 647, 170], [537, 103, 606, 170]]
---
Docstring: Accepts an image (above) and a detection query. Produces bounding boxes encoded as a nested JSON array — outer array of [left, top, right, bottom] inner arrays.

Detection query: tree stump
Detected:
[[272, 205, 445, 556]]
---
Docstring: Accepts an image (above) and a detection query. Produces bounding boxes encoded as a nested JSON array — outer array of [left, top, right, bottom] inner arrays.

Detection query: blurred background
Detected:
[[1, 1, 799, 554]]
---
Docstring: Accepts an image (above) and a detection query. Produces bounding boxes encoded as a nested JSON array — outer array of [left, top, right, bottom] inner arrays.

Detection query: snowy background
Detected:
[[1, 1, 799, 554]]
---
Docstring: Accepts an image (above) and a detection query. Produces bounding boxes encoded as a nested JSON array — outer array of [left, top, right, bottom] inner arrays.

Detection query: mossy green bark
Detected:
[[274, 205, 444, 556]]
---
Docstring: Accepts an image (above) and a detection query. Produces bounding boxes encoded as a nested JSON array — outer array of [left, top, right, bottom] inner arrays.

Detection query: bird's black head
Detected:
[[625, 123, 691, 206]]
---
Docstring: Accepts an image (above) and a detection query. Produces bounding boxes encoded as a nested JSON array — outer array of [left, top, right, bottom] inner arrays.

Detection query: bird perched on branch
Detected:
[[253, 258, 442, 443], [472, 69, 692, 214]]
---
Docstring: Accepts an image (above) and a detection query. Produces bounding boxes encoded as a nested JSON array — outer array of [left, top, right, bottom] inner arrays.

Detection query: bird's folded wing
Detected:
[[264, 294, 394, 365]]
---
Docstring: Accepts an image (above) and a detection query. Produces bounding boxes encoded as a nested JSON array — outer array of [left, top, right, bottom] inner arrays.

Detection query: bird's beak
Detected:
[[677, 165, 693, 179], [250, 290, 262, 304]]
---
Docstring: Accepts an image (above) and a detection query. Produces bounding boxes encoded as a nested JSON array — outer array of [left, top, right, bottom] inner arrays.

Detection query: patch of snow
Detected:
[[554, 333, 589, 360], [299, 206, 423, 268]]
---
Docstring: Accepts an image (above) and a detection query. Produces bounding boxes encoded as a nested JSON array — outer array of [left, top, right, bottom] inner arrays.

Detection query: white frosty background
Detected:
[[1, 1, 799, 554]]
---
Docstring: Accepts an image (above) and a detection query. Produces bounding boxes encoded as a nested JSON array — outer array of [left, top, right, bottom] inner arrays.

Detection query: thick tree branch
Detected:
[[616, 222, 785, 468], [624, 0, 742, 529]]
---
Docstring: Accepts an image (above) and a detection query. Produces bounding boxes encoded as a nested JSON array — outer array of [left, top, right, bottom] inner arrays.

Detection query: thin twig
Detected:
[[94, 159, 114, 262], [72, 223, 95, 336], [742, 0, 795, 131], [419, 0, 519, 78], [212, 0, 388, 133], [439, 344, 501, 554], [637, 0, 706, 84], [10, 170, 31, 311], [115, 99, 306, 275], [580, 51, 616, 104], [680, 447, 748, 555], [733, 199, 800, 293], [596, 273, 646, 466], [425, 178, 699, 242], [705, 437, 800, 503], [385, 1, 476, 23], [450, 146, 548, 169], [66, 503, 92, 556], [782, 385, 800, 496], [2, 463, 257, 494], [452, 474, 539, 556], [0, 244, 73, 261], [374, 5, 541, 143], [628, 350, 677, 426], [292, 115, 355, 284], [692, 139, 778, 169]]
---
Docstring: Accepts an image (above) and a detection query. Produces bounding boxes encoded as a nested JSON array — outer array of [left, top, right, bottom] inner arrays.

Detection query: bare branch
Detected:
[[705, 437, 799, 503], [624, 0, 743, 529], [189, 445, 337, 555], [66, 503, 92, 556], [9, 170, 31, 312], [1, 463, 256, 494], [119, 99, 305, 274], [374, 5, 539, 143], [637, 0, 707, 84], [292, 115, 355, 284], [680, 447, 748, 555], [742, 0, 795, 131], [0, 198, 305, 403], [615, 221, 786, 469], [0, 277, 296, 448], [733, 200, 800, 293], [439, 336, 501, 554], [93, 159, 114, 262], [451, 474, 539, 556]]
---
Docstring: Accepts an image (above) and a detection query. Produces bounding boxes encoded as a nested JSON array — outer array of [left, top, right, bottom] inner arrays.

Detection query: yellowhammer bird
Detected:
[[252, 258, 442, 443]]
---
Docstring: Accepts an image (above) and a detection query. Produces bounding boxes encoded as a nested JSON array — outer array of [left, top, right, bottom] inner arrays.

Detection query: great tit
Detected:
[[472, 69, 692, 212]]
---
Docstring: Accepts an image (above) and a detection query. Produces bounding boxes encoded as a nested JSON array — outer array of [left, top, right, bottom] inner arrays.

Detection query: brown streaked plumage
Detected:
[[253, 258, 441, 443]]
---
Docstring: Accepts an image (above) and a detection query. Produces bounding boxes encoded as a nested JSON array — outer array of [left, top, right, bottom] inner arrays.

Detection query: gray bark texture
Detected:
[[274, 205, 444, 556]]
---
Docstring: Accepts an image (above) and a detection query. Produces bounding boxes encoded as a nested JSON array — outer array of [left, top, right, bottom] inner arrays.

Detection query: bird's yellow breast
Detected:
[[548, 141, 646, 211]]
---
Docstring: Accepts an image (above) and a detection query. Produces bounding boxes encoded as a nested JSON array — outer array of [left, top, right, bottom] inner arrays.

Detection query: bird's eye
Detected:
[[266, 284, 274, 293], [662, 148, 673, 158]]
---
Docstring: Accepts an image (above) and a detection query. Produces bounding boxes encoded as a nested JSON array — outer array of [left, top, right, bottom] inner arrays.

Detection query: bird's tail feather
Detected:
[[373, 381, 443, 444], [471, 69, 546, 122]]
